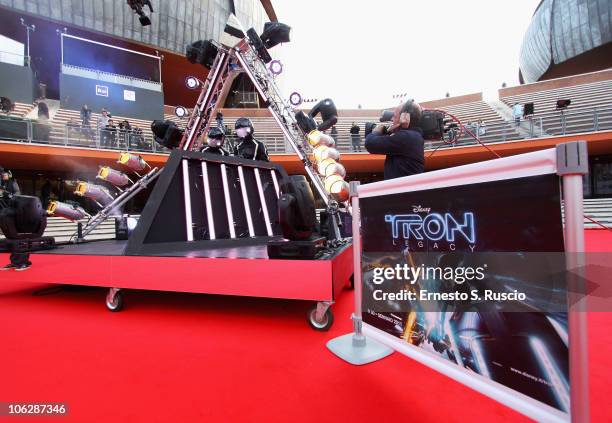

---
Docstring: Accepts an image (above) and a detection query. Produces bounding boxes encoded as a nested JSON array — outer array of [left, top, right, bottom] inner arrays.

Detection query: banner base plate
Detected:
[[327, 333, 393, 365]]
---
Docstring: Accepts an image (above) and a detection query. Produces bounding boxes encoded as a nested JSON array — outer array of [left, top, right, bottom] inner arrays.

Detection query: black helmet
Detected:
[[208, 127, 225, 139], [235, 117, 254, 133]]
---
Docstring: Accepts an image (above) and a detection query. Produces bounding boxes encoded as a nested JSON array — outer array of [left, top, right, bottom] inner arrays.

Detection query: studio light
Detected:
[[247, 28, 272, 63], [151, 120, 184, 149], [185, 76, 201, 90], [260, 22, 291, 48], [324, 175, 349, 202], [318, 159, 346, 178], [175, 106, 188, 118], [289, 92, 302, 106], [269, 60, 283, 75], [556, 99, 571, 110], [74, 182, 114, 206], [307, 130, 335, 148], [47, 201, 89, 221], [186, 40, 219, 70], [96, 166, 131, 187], [313, 145, 340, 162], [118, 152, 147, 172]]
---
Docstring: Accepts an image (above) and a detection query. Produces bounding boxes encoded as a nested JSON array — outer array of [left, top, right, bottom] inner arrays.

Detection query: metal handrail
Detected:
[[2, 104, 612, 154]]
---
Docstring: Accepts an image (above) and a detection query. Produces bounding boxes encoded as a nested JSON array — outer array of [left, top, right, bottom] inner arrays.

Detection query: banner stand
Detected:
[[327, 181, 393, 365], [557, 141, 589, 423], [327, 142, 590, 422]]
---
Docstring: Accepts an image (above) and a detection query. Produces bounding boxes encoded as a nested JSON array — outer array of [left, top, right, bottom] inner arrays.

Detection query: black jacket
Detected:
[[234, 138, 269, 162], [364, 127, 424, 180], [0, 179, 20, 196], [201, 146, 231, 156]]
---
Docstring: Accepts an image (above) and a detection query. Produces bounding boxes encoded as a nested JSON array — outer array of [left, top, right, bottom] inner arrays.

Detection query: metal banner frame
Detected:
[[328, 141, 589, 423]]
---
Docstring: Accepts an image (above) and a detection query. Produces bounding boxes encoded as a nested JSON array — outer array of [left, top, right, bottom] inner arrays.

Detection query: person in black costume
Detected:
[[201, 127, 231, 156], [233, 117, 269, 161]]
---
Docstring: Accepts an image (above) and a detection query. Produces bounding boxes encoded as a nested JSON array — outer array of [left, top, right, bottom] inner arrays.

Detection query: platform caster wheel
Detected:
[[106, 290, 123, 312], [308, 306, 334, 331]]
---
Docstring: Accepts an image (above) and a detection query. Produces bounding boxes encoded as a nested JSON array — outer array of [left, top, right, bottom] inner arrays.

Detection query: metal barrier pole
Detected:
[[327, 181, 394, 365], [594, 108, 599, 132], [556, 141, 589, 423]]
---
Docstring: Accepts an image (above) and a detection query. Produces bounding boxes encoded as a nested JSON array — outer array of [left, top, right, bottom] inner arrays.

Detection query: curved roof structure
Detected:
[[519, 0, 612, 83], [0, 0, 273, 53]]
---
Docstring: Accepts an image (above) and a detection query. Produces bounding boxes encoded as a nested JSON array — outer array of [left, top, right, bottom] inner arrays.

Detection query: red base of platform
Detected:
[[0, 243, 353, 303]]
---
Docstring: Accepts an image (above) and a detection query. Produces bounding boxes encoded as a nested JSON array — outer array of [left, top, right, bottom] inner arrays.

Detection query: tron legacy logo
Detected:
[[385, 212, 476, 244]]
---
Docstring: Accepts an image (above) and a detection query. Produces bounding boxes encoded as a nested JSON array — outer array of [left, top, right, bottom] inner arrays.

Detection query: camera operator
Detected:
[[233, 117, 269, 162], [364, 100, 424, 180], [0, 167, 20, 197]]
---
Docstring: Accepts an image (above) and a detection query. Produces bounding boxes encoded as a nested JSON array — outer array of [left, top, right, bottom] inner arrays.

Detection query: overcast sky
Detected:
[[271, 0, 542, 109]]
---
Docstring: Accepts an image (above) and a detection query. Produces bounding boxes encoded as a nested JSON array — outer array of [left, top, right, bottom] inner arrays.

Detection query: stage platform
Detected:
[[0, 239, 353, 328]]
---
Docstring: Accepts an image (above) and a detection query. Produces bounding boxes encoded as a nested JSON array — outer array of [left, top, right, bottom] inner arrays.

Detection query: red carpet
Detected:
[[1, 230, 611, 422]]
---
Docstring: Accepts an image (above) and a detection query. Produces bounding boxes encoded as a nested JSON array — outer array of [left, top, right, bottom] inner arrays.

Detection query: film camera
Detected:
[[365, 100, 445, 141]]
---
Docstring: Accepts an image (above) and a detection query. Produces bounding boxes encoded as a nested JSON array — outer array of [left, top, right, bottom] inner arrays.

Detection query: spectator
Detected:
[[330, 125, 338, 144], [216, 111, 224, 129], [80, 104, 92, 126], [79, 105, 94, 140], [41, 179, 52, 208], [0, 167, 20, 196], [478, 119, 487, 136], [132, 127, 145, 150], [98, 108, 111, 131], [102, 119, 117, 148], [118, 120, 132, 148], [37, 101, 49, 120], [512, 103, 523, 126], [350, 122, 361, 152]]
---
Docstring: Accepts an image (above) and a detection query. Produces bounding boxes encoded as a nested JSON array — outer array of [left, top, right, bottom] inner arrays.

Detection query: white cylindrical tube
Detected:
[[47, 201, 88, 221], [118, 152, 147, 172], [74, 182, 114, 205], [97, 166, 130, 187]]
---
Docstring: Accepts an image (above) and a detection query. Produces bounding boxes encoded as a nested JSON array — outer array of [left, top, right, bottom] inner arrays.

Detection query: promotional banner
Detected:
[[360, 173, 569, 414]]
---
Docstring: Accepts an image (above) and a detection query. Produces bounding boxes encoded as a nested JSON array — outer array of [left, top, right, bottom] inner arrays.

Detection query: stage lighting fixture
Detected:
[[289, 92, 302, 106], [118, 152, 147, 172], [523, 102, 535, 116], [185, 76, 201, 90], [278, 175, 316, 240], [307, 130, 335, 148], [186, 40, 219, 70], [96, 167, 131, 187], [295, 111, 317, 133], [246, 28, 272, 63], [309, 98, 338, 132], [74, 182, 114, 206], [313, 146, 340, 162], [175, 106, 188, 118], [0, 195, 47, 239], [556, 99, 571, 110], [324, 175, 349, 202], [318, 159, 346, 178], [151, 120, 184, 149], [260, 22, 291, 49], [269, 60, 283, 75], [47, 201, 89, 221]]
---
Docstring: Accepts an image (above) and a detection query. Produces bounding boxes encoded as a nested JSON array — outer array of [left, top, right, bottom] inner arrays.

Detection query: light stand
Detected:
[[19, 18, 36, 67]]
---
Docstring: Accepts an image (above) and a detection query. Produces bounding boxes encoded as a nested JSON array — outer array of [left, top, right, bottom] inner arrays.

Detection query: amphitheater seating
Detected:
[[46, 108, 158, 152], [501, 79, 612, 135], [7, 102, 35, 118]]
